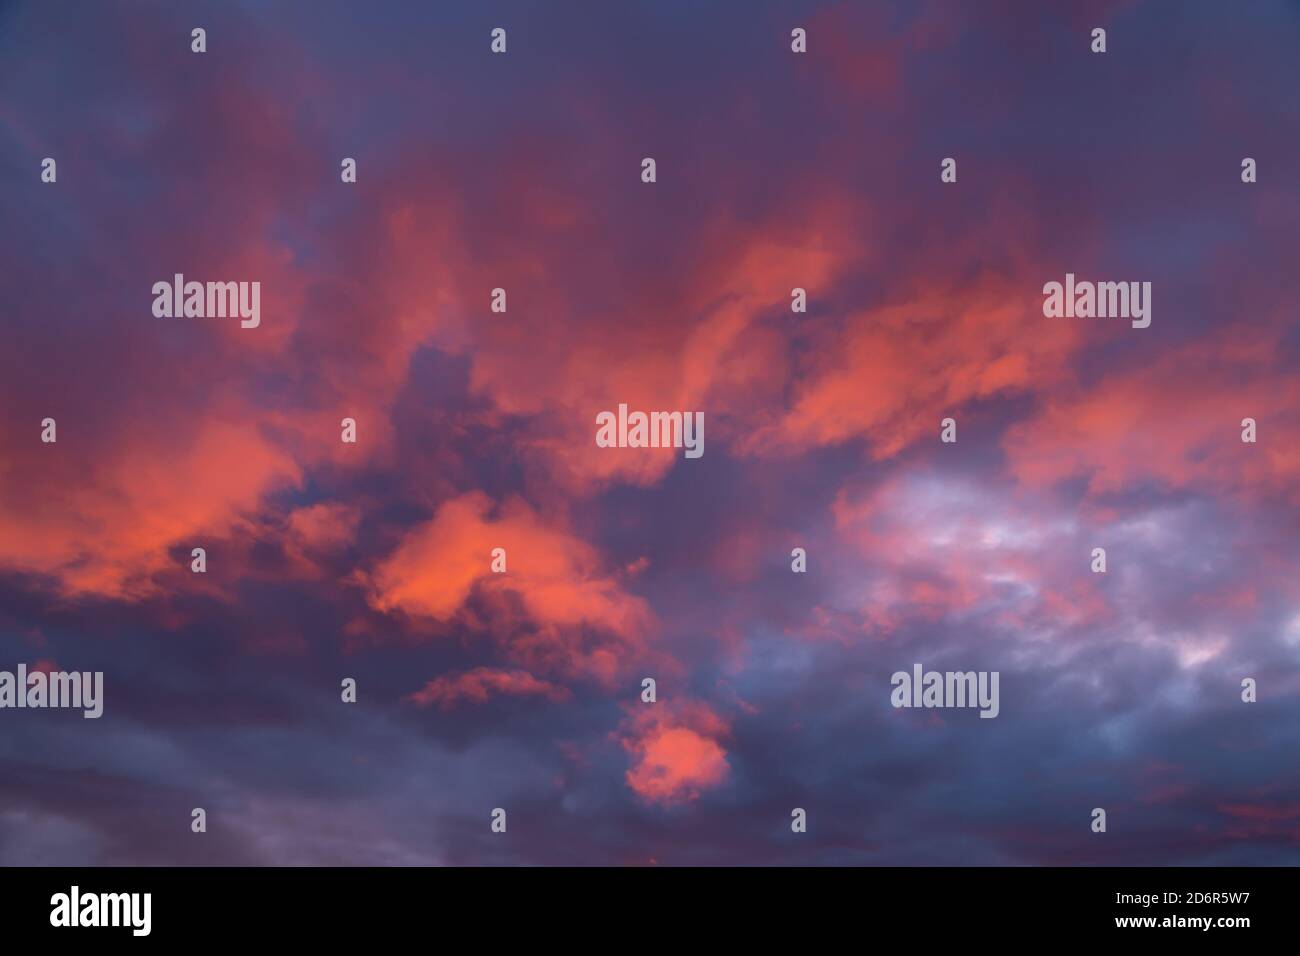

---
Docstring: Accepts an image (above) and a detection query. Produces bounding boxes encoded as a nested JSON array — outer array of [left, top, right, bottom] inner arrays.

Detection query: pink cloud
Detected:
[[620, 701, 731, 805], [361, 491, 657, 685], [407, 667, 571, 710]]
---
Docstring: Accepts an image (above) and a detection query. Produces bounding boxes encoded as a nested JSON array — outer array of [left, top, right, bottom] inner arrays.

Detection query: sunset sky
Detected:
[[2, 0, 1299, 865]]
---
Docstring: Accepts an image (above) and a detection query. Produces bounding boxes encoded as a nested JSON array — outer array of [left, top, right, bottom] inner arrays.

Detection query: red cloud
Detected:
[[407, 667, 571, 710], [0, 419, 301, 599], [439, 210, 859, 495], [620, 701, 731, 805], [361, 491, 656, 685], [1216, 802, 1300, 844], [742, 268, 1082, 461], [1004, 330, 1300, 503]]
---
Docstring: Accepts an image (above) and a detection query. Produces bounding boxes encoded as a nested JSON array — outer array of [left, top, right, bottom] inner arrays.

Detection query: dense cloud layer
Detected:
[[1, 0, 1298, 864]]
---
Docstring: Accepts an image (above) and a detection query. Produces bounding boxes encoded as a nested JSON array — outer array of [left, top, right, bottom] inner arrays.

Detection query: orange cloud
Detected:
[[0, 419, 301, 599], [1004, 331, 1300, 503], [620, 701, 731, 805], [420, 190, 866, 494], [407, 667, 571, 710], [743, 269, 1081, 461], [362, 491, 655, 685]]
